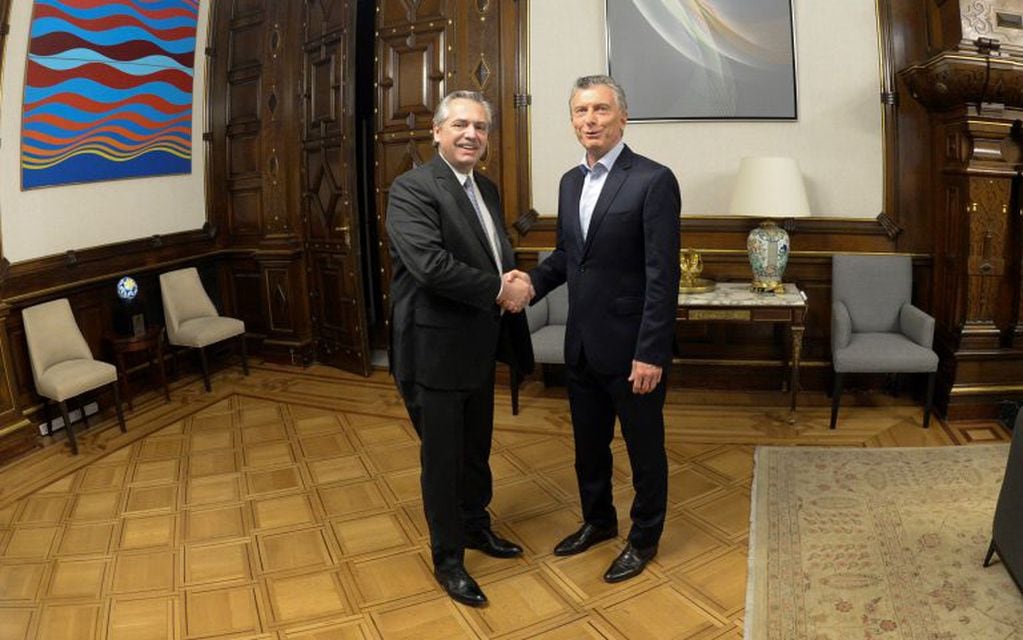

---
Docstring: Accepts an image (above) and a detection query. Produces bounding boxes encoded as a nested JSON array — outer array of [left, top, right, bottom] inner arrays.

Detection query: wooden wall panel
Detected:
[[208, 0, 314, 363], [302, 0, 371, 373]]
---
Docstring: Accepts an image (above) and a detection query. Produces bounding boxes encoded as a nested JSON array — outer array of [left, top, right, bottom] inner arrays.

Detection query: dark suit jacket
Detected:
[[387, 155, 533, 391], [531, 145, 681, 376]]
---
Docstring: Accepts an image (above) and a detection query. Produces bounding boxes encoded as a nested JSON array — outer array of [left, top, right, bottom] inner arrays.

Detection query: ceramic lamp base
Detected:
[[747, 220, 790, 293]]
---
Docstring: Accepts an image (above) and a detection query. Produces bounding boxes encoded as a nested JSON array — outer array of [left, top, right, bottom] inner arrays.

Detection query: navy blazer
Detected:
[[387, 155, 533, 390], [531, 145, 681, 376]]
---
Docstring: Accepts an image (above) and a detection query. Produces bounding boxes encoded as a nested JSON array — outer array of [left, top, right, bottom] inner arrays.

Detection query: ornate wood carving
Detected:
[[302, 0, 371, 374], [902, 53, 1023, 111], [209, 0, 313, 362], [901, 0, 1023, 417]]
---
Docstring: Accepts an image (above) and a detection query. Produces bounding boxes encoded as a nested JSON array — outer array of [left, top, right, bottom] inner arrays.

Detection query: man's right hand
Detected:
[[498, 270, 534, 312]]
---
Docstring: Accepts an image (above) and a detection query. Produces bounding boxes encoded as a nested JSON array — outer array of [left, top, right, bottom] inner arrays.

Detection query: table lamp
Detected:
[[728, 156, 811, 293]]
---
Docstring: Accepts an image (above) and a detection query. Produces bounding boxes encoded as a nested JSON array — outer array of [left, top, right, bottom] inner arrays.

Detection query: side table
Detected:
[[104, 326, 170, 410], [678, 283, 807, 423]]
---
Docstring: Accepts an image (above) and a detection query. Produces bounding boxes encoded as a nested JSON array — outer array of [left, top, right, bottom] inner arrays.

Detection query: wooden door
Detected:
[[302, 0, 371, 374], [373, 0, 528, 334]]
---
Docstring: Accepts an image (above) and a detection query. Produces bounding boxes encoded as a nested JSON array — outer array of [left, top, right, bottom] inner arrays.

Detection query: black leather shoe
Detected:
[[466, 528, 523, 558], [553, 523, 618, 556], [434, 565, 488, 607], [603, 543, 657, 583]]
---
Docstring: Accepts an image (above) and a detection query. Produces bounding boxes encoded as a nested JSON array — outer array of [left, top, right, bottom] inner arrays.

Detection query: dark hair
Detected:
[[570, 75, 628, 112]]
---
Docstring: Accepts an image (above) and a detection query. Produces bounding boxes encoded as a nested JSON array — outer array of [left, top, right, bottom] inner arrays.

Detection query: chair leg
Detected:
[[984, 540, 997, 567], [111, 382, 127, 433], [43, 400, 53, 436], [510, 366, 520, 416], [59, 401, 77, 455], [239, 334, 249, 376], [78, 397, 91, 427], [922, 371, 936, 429], [198, 347, 211, 392], [830, 372, 844, 430]]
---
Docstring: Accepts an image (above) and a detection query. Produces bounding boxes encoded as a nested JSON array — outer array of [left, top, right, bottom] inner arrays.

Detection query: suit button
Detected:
[[579, 266, 586, 274]]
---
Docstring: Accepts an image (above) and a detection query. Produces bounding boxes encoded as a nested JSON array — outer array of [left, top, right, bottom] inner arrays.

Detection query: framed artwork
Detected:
[[606, 0, 798, 121], [21, 0, 199, 189]]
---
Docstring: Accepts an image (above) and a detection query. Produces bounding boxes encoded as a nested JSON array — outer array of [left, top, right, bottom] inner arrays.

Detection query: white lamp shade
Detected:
[[728, 156, 811, 217]]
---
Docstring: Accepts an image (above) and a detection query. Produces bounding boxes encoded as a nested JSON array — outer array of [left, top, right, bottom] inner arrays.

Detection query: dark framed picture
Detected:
[[606, 0, 798, 121]]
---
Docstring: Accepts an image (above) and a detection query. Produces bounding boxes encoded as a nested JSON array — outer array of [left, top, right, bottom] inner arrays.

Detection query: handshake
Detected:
[[497, 269, 534, 313]]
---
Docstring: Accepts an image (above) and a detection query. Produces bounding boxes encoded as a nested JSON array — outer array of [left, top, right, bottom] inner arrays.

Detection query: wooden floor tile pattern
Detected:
[[0, 363, 1005, 639]]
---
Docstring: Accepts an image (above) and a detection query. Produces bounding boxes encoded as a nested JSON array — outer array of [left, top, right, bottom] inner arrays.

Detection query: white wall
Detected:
[[0, 0, 211, 263], [529, 0, 883, 218]]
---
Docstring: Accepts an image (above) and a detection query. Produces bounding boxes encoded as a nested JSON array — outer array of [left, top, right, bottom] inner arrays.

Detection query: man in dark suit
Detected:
[[386, 91, 534, 607], [529, 75, 681, 583]]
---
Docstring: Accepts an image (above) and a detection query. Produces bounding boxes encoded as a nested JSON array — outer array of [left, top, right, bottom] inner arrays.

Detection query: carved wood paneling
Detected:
[[377, 26, 446, 131], [900, 0, 1023, 418], [378, 0, 445, 31], [302, 0, 371, 374], [209, 0, 313, 362]]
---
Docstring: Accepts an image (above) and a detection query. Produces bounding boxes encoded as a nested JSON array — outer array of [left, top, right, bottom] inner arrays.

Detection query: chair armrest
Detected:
[[526, 297, 548, 334], [832, 301, 851, 352], [900, 303, 935, 349]]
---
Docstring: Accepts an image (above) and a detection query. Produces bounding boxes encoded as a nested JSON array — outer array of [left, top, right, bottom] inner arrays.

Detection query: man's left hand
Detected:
[[628, 360, 662, 395]]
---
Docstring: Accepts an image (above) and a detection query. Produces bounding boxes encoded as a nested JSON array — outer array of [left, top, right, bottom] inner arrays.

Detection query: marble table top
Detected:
[[678, 282, 806, 307]]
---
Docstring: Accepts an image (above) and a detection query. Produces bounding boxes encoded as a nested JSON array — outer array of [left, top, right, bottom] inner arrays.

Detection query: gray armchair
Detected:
[[830, 254, 939, 429], [509, 252, 568, 414]]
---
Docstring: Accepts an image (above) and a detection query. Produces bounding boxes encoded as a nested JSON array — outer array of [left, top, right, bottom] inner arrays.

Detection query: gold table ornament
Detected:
[[679, 248, 715, 294]]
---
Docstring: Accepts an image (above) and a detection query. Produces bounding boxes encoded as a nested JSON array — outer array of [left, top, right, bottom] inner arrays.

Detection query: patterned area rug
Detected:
[[746, 445, 1022, 640]]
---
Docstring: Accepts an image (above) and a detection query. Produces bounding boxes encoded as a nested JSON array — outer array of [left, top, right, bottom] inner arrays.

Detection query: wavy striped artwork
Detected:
[[21, 0, 199, 189]]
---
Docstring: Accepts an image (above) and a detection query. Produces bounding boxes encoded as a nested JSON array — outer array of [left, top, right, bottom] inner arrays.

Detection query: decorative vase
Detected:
[[747, 220, 789, 293]]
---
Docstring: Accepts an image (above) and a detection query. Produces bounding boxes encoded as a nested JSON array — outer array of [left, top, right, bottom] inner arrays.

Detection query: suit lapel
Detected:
[[582, 145, 632, 257], [562, 168, 586, 253], [478, 179, 514, 271], [431, 156, 496, 267]]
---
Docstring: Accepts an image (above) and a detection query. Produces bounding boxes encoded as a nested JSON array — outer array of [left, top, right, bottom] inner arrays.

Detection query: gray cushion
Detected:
[[531, 325, 566, 365], [547, 283, 569, 325], [527, 251, 569, 366], [833, 255, 911, 333], [526, 296, 548, 333], [833, 333, 939, 373]]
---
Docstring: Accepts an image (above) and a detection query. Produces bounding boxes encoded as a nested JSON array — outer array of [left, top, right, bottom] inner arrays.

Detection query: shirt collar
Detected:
[[579, 140, 625, 175]]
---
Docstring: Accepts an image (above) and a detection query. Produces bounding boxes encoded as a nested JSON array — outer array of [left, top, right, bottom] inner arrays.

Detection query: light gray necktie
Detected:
[[464, 177, 501, 270]]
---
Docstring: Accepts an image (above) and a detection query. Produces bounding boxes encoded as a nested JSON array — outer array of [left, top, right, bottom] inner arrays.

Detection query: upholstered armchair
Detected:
[[984, 410, 1023, 593], [159, 267, 248, 391], [830, 254, 939, 429], [23, 298, 126, 454], [508, 253, 568, 414]]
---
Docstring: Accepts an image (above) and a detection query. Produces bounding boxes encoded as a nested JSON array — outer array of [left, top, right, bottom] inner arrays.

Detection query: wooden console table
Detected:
[[677, 283, 807, 422]]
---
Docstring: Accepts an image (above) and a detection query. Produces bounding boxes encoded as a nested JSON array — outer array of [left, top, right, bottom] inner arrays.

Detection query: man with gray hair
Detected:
[[528, 75, 681, 582], [386, 90, 534, 606]]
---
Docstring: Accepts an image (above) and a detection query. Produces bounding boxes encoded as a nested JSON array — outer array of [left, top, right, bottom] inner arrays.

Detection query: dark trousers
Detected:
[[401, 370, 495, 570], [566, 352, 668, 550]]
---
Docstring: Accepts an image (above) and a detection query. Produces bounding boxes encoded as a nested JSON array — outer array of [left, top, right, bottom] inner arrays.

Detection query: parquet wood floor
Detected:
[[0, 363, 1007, 639]]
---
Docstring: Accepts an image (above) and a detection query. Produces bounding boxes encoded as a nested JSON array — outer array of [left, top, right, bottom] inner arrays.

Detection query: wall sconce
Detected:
[[728, 156, 811, 293]]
